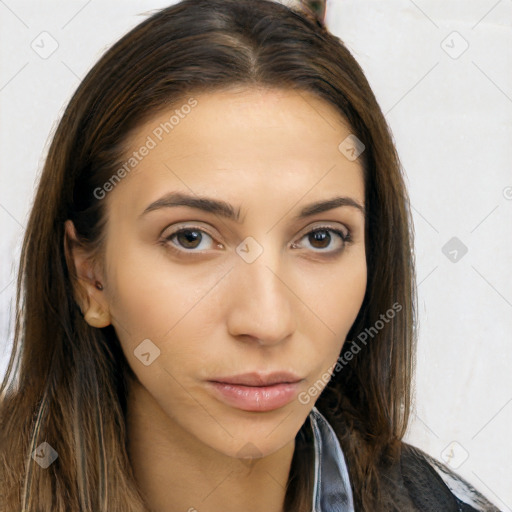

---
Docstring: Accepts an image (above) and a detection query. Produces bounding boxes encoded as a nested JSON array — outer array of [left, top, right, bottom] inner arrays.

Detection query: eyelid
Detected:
[[160, 224, 221, 258], [160, 221, 353, 255], [296, 221, 350, 239], [291, 223, 352, 253], [160, 221, 218, 240]]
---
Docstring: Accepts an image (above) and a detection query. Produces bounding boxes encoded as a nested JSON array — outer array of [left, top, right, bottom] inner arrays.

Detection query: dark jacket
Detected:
[[308, 407, 502, 511]]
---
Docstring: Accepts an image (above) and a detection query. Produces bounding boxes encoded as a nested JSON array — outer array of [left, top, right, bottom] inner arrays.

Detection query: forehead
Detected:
[[105, 87, 365, 221]]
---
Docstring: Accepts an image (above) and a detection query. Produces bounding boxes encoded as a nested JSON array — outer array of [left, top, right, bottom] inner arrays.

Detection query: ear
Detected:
[[64, 219, 111, 328]]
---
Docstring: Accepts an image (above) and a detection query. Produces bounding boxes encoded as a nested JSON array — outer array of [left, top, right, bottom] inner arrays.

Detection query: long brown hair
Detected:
[[0, 1, 416, 510]]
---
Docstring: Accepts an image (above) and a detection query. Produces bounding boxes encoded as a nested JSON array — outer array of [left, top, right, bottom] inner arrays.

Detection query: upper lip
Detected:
[[209, 371, 303, 387]]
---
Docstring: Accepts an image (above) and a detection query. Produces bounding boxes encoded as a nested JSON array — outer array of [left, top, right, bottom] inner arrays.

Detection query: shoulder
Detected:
[[398, 442, 502, 512]]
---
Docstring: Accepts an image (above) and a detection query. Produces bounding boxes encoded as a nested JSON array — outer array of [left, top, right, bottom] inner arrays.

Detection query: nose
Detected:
[[225, 251, 297, 347]]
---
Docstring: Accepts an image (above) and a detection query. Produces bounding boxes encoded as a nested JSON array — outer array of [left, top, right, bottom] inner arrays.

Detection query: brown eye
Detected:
[[308, 229, 332, 249], [163, 227, 216, 252], [175, 229, 203, 249], [293, 226, 351, 254]]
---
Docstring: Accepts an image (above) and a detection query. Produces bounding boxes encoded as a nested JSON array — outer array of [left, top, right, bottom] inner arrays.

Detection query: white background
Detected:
[[1, 0, 511, 508]]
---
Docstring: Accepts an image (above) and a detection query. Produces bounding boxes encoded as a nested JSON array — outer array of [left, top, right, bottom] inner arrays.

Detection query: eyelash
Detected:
[[160, 224, 353, 258]]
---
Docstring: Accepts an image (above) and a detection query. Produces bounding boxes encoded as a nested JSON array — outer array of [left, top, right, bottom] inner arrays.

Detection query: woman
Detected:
[[0, 1, 501, 510]]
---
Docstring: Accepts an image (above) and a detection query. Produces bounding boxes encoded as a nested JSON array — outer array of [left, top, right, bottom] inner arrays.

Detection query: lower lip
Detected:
[[206, 381, 301, 412]]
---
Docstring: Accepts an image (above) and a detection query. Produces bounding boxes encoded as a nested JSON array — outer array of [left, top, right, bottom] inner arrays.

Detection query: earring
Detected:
[[95, 281, 103, 291], [84, 309, 109, 328]]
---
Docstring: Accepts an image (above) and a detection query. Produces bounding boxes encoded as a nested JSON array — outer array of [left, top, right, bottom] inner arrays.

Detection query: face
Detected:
[[88, 87, 367, 460]]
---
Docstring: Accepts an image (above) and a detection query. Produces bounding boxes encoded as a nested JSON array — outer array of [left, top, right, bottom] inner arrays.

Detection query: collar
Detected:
[[309, 407, 355, 512]]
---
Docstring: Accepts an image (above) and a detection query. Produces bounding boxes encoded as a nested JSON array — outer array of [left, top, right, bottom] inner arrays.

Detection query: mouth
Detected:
[[206, 372, 304, 412], [209, 371, 302, 387]]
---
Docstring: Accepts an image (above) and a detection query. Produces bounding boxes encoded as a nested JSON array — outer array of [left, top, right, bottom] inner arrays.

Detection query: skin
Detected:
[[66, 87, 367, 512]]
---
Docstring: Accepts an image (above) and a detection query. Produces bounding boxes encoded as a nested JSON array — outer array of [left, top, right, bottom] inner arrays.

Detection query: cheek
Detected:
[[301, 255, 367, 335], [105, 242, 205, 339], [294, 259, 366, 406], [335, 260, 367, 329], [105, 243, 234, 383], [299, 256, 367, 366]]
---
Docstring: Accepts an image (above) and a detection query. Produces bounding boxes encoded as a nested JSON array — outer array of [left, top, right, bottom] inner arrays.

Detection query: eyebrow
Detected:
[[139, 191, 365, 222]]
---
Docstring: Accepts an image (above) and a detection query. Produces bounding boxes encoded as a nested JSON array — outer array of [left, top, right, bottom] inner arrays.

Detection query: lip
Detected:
[[210, 371, 302, 387], [206, 372, 303, 412]]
